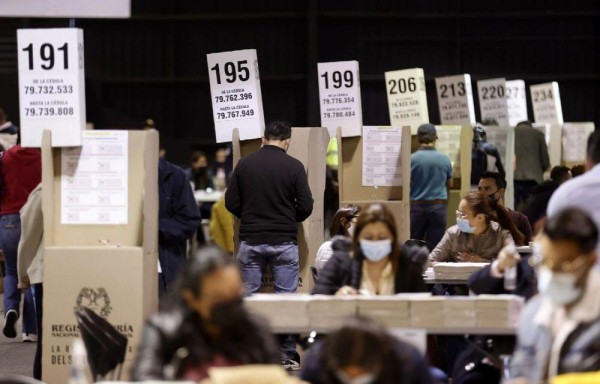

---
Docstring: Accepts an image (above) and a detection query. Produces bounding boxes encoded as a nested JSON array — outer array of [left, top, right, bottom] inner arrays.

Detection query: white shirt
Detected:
[[315, 240, 333, 273]]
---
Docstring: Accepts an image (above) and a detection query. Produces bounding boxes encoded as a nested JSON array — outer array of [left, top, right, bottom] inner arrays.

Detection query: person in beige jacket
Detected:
[[16, 183, 43, 379]]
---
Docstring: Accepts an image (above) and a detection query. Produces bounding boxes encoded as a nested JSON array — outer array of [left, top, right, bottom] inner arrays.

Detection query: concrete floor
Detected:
[[0, 295, 37, 378]]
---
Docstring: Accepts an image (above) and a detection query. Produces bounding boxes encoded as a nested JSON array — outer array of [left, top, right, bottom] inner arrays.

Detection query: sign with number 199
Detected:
[[17, 28, 86, 147]]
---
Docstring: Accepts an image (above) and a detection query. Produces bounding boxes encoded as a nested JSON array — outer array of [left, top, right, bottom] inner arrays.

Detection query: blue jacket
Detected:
[[158, 158, 201, 290]]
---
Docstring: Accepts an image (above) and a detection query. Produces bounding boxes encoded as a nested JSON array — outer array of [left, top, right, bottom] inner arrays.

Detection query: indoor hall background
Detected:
[[0, 0, 598, 166]]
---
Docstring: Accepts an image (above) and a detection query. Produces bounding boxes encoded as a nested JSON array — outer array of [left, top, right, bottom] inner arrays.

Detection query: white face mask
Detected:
[[347, 223, 355, 238], [335, 371, 377, 384], [537, 266, 583, 305], [360, 239, 392, 262]]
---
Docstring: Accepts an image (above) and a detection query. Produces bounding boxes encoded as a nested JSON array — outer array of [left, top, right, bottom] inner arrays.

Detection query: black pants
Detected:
[[33, 283, 43, 380]]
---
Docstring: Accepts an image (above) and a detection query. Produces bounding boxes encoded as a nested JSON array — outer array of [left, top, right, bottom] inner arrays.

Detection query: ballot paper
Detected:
[[308, 295, 358, 330], [475, 294, 524, 328], [443, 297, 477, 327], [433, 262, 489, 280], [409, 296, 445, 327], [355, 295, 411, 327], [204, 365, 292, 384], [243, 293, 311, 329]]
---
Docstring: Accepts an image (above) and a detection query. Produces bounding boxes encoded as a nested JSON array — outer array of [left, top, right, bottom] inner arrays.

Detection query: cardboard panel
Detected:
[[41, 129, 158, 383], [231, 127, 328, 293], [43, 247, 147, 384]]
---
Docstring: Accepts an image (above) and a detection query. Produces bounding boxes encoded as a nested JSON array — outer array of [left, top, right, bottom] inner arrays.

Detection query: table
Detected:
[[194, 189, 223, 203]]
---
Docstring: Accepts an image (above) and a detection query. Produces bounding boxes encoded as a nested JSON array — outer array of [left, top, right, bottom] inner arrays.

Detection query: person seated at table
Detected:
[[301, 316, 436, 384], [312, 203, 427, 296], [186, 150, 214, 191], [315, 204, 361, 273], [429, 191, 516, 263], [468, 242, 536, 300], [131, 245, 279, 381], [509, 208, 600, 382]]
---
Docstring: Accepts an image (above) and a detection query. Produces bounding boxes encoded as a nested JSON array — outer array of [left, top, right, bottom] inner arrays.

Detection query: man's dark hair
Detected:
[[544, 208, 598, 254], [550, 165, 571, 184], [515, 120, 533, 128], [264, 120, 292, 140], [586, 130, 600, 165], [480, 171, 507, 190]]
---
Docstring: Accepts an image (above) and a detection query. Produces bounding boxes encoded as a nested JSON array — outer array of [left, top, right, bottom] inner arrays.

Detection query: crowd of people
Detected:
[[3, 114, 600, 384]]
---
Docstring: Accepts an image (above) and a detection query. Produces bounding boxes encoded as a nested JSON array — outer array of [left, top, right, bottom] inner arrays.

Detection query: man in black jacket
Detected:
[[225, 120, 313, 367]]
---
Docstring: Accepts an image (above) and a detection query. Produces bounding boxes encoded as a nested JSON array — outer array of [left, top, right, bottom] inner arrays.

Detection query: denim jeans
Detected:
[[237, 241, 299, 294], [237, 240, 299, 360], [410, 204, 447, 249], [1, 214, 36, 334]]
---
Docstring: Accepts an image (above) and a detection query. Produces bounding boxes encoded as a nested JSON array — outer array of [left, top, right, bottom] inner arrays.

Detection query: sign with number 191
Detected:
[[17, 28, 86, 147]]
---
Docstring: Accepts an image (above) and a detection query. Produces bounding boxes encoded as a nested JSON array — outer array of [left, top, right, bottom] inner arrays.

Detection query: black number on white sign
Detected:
[[210, 60, 250, 85], [389, 77, 417, 94], [481, 85, 505, 100], [22, 42, 69, 71], [533, 89, 553, 103], [439, 82, 466, 98], [321, 70, 354, 89]]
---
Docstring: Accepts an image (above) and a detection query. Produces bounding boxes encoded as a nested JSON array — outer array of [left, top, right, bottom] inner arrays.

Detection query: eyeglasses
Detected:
[[528, 252, 591, 273], [456, 210, 470, 219]]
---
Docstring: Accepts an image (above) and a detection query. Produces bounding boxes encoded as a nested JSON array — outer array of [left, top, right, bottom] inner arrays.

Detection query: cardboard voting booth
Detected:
[[41, 129, 159, 384], [338, 126, 412, 242], [432, 125, 472, 227], [231, 127, 328, 293], [483, 125, 516, 210], [562, 122, 595, 167]]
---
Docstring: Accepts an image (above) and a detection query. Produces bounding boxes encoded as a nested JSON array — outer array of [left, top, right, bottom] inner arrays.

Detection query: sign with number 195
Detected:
[[17, 28, 86, 147]]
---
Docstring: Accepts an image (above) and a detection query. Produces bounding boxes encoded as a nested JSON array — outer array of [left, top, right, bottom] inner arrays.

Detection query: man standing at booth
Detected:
[[225, 120, 313, 369], [410, 123, 453, 248]]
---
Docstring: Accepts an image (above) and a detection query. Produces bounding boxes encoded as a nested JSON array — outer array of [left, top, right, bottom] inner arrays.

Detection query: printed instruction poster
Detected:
[[362, 126, 402, 186], [61, 130, 128, 224]]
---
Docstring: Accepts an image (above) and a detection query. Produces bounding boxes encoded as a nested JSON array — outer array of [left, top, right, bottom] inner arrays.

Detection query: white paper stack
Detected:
[[474, 294, 524, 329], [355, 295, 411, 327], [243, 293, 311, 330], [308, 295, 358, 331], [433, 262, 489, 281], [443, 297, 477, 327], [409, 295, 445, 327]]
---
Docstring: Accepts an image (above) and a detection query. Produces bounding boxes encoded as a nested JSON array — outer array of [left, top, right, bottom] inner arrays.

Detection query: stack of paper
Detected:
[[308, 295, 357, 330], [243, 293, 311, 329], [443, 297, 477, 327], [409, 295, 445, 327], [355, 295, 411, 327], [475, 294, 524, 329], [433, 262, 489, 280]]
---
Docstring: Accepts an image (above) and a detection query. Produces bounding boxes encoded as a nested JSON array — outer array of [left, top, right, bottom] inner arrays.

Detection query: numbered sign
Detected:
[[562, 122, 595, 163], [317, 60, 363, 137], [477, 78, 509, 127], [530, 82, 563, 125], [362, 126, 402, 187], [384, 68, 429, 134], [435, 74, 476, 126], [207, 49, 265, 143], [17, 28, 86, 147], [505, 80, 527, 127]]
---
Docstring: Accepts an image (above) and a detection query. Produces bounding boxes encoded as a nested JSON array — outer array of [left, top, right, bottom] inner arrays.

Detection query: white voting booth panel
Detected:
[[231, 127, 328, 294], [338, 126, 411, 242], [41, 130, 158, 384], [531, 82, 564, 169], [562, 122, 595, 167]]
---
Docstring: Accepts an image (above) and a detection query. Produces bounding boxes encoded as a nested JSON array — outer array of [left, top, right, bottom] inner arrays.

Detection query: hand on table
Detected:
[[335, 285, 358, 296], [456, 252, 486, 263]]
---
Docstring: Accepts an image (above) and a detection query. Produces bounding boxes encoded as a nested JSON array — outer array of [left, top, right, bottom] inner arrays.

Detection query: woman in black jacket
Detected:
[[312, 204, 427, 296], [131, 245, 279, 381]]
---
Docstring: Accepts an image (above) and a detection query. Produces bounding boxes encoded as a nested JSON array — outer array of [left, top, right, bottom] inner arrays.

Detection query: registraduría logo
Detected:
[[74, 287, 113, 318]]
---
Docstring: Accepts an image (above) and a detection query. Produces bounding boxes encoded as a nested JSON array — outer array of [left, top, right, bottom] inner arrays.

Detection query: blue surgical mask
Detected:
[[335, 371, 377, 384], [360, 239, 392, 262], [456, 219, 476, 234], [537, 266, 583, 305]]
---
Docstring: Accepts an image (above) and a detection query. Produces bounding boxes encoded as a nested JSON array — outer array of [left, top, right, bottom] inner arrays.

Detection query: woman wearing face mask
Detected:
[[312, 204, 427, 296], [301, 316, 436, 384], [429, 191, 515, 263], [131, 245, 279, 381], [315, 205, 361, 273]]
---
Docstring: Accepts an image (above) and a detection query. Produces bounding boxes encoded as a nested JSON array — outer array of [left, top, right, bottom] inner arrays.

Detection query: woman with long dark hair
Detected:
[[131, 245, 279, 381], [429, 191, 514, 263], [315, 205, 361, 272], [312, 204, 427, 295]]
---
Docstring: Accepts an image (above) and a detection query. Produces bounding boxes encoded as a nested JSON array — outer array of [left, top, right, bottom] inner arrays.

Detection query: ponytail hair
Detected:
[[463, 192, 525, 245]]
